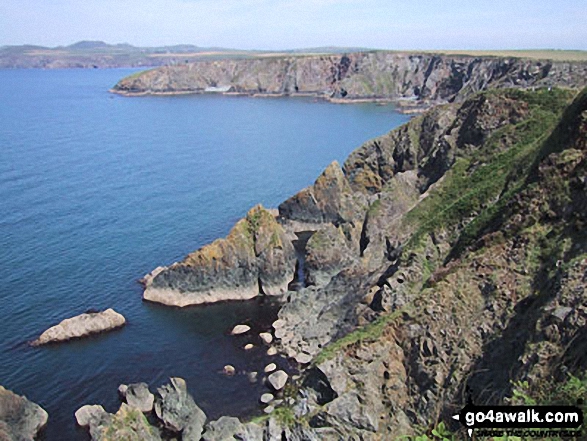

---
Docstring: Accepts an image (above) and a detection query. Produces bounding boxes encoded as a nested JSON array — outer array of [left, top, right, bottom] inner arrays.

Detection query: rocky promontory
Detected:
[[31, 309, 126, 346], [112, 51, 587, 111], [142, 205, 295, 306], [0, 385, 48, 440]]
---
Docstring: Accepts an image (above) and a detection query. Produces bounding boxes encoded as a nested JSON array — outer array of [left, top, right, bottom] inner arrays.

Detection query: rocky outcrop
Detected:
[[83, 403, 162, 441], [0, 386, 48, 441], [118, 383, 154, 413], [154, 378, 207, 439], [112, 52, 587, 110], [31, 309, 125, 346], [143, 205, 295, 306], [79, 378, 207, 441]]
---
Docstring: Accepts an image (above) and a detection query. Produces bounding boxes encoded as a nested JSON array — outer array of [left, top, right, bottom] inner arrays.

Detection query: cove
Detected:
[[0, 68, 409, 440]]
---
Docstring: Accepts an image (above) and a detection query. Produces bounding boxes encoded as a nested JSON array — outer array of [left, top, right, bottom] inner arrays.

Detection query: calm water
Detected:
[[0, 68, 409, 439]]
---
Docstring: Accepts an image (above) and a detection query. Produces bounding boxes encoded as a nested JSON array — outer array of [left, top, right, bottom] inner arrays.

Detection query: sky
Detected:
[[0, 0, 585, 50]]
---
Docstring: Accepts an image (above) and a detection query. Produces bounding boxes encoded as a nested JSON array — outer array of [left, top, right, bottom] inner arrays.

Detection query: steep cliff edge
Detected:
[[112, 52, 587, 110], [133, 87, 587, 439]]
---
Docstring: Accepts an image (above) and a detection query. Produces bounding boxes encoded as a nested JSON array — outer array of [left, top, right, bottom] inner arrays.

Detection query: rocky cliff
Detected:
[[112, 52, 587, 110], [142, 205, 295, 306], [132, 86, 587, 439]]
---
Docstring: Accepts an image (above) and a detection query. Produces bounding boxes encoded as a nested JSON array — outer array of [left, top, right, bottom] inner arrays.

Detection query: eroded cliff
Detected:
[[112, 52, 587, 111]]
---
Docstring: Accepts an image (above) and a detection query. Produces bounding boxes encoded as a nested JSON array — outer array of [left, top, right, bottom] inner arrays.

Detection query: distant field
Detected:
[[417, 49, 587, 62]]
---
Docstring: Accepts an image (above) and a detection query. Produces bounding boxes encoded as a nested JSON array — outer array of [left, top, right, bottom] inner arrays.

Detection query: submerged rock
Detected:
[[0, 385, 48, 441], [31, 308, 125, 346]]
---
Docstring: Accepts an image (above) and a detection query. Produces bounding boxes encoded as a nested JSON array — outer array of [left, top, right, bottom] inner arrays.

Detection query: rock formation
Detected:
[[142, 205, 295, 306], [112, 52, 587, 111], [31, 309, 125, 346], [0, 386, 48, 440]]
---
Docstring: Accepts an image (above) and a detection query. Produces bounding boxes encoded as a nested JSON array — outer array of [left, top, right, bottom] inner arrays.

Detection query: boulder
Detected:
[[260, 393, 274, 404], [75, 404, 107, 427], [223, 365, 236, 376], [266, 347, 277, 356], [244, 343, 254, 350], [267, 371, 288, 391], [259, 332, 273, 344], [295, 352, 313, 364], [231, 324, 250, 335], [31, 309, 125, 345], [154, 378, 206, 439], [0, 385, 48, 440], [264, 363, 277, 373], [118, 383, 154, 413]]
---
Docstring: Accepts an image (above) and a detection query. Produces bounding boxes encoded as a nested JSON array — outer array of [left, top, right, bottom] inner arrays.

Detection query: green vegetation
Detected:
[[313, 305, 407, 365], [404, 88, 575, 252]]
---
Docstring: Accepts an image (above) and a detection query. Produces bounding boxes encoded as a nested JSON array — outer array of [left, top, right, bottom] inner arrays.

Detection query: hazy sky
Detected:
[[1, 0, 585, 50]]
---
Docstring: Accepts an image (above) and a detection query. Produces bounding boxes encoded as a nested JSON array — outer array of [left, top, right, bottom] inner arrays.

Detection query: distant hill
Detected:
[[0, 41, 377, 69], [1, 42, 585, 69]]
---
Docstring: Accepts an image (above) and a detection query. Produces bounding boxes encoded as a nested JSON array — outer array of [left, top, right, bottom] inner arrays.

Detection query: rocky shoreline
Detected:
[[10, 62, 587, 438], [111, 52, 587, 113], [120, 85, 586, 439]]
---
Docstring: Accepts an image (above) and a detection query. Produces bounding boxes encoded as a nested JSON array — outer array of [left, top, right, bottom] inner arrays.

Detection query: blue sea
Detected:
[[0, 68, 409, 440]]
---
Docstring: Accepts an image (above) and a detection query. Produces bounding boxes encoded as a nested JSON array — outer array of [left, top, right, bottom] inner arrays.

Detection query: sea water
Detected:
[[0, 68, 409, 439]]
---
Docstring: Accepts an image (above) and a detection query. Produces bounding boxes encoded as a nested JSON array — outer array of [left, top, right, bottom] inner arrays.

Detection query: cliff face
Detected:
[[133, 87, 587, 439], [112, 52, 587, 109]]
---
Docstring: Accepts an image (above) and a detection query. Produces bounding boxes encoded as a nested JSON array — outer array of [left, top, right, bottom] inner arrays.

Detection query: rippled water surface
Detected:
[[0, 68, 409, 440]]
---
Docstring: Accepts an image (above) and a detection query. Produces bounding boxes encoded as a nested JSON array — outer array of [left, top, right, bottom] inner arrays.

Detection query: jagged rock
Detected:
[[201, 416, 247, 441], [259, 332, 273, 344], [223, 365, 236, 376], [118, 383, 154, 413], [143, 205, 295, 306], [279, 161, 367, 224], [75, 404, 107, 427], [0, 385, 48, 440], [260, 393, 274, 404], [231, 324, 250, 335], [154, 378, 206, 439], [31, 309, 125, 345], [267, 371, 288, 391], [264, 363, 277, 373], [304, 224, 356, 286]]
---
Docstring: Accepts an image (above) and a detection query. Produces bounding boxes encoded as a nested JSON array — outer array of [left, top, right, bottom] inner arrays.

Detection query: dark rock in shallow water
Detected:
[[0, 385, 48, 441], [143, 205, 296, 306], [154, 377, 206, 439]]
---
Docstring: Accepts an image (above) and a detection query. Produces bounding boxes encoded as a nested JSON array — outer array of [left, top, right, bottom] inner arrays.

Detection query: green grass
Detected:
[[404, 90, 574, 252], [313, 306, 407, 365]]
